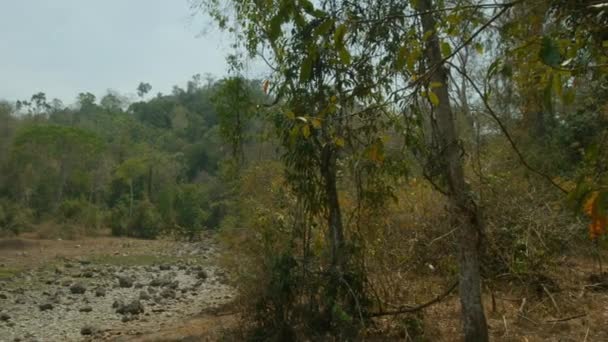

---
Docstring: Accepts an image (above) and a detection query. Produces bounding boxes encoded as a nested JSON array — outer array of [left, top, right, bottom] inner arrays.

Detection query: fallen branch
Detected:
[[367, 280, 458, 317], [545, 313, 587, 323]]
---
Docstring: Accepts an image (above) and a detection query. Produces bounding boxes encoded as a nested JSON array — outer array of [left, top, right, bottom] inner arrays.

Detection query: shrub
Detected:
[[57, 198, 104, 230], [173, 184, 210, 241], [128, 199, 161, 239], [0, 199, 33, 236], [108, 197, 130, 237]]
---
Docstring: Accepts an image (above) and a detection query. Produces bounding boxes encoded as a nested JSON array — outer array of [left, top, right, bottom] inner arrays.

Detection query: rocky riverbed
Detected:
[[0, 239, 236, 341]]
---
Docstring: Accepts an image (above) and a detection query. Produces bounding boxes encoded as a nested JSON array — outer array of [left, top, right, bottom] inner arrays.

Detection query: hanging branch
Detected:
[[447, 61, 568, 194]]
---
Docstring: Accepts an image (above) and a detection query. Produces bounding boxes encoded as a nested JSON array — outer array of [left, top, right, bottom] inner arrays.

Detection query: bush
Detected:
[[0, 199, 33, 236], [57, 199, 104, 230], [173, 184, 210, 241], [128, 199, 161, 239], [108, 197, 130, 237]]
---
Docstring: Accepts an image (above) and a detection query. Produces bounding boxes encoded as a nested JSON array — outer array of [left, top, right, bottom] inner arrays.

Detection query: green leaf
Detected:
[[474, 42, 484, 54], [440, 41, 452, 57], [314, 18, 334, 36], [300, 0, 315, 14], [540, 36, 560, 67], [334, 24, 348, 47], [269, 14, 284, 42], [407, 47, 421, 71], [300, 55, 313, 82], [339, 47, 351, 64], [428, 91, 439, 106], [396, 45, 408, 70]]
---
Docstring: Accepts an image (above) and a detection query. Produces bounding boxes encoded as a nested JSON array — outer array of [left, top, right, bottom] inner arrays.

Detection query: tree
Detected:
[[416, 1, 488, 340], [10, 125, 104, 212], [137, 82, 152, 99]]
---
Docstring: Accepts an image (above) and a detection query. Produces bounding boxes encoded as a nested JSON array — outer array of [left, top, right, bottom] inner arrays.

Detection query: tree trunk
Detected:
[[417, 1, 489, 341], [321, 144, 345, 270]]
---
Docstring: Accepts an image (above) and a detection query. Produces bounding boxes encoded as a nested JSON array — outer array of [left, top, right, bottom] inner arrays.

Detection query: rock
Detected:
[[0, 293, 8, 299], [0, 312, 10, 321], [95, 287, 106, 297], [160, 288, 176, 299], [178, 264, 187, 271], [139, 291, 151, 301], [80, 325, 94, 335], [61, 279, 72, 287], [15, 297, 26, 304], [118, 275, 134, 288], [70, 283, 86, 294], [112, 299, 124, 309], [79, 306, 93, 313], [39, 303, 54, 311], [116, 300, 144, 315], [134, 282, 144, 289], [149, 275, 173, 287], [196, 270, 208, 280], [81, 271, 94, 278], [159, 264, 171, 271]]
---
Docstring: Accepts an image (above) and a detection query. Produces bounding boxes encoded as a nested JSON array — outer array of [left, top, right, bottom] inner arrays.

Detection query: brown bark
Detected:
[[417, 1, 489, 341], [321, 144, 344, 270]]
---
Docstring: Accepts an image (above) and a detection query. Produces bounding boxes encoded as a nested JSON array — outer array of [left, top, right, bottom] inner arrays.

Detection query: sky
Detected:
[[0, 0, 264, 104]]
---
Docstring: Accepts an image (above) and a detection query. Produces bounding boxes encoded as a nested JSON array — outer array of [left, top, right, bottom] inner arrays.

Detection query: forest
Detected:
[[1, 0, 608, 341]]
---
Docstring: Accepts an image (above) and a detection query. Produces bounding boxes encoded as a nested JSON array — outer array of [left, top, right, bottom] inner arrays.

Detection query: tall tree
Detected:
[[417, 1, 489, 340]]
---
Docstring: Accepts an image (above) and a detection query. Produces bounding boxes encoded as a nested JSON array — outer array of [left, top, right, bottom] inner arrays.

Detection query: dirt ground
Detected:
[[0, 235, 239, 342], [2, 235, 608, 341]]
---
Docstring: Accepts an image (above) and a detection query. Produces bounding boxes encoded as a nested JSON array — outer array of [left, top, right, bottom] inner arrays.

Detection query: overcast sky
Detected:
[[0, 0, 263, 104]]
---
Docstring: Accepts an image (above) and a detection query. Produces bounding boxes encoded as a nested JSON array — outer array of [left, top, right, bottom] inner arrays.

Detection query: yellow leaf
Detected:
[[430, 81, 442, 89], [285, 110, 295, 120], [302, 124, 311, 138], [335, 137, 345, 147], [311, 118, 322, 129], [428, 91, 440, 106]]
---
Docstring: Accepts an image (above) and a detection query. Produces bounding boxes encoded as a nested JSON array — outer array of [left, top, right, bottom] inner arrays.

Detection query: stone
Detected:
[[80, 326, 94, 335], [112, 299, 123, 309], [116, 300, 144, 315], [117, 275, 134, 288], [79, 306, 93, 313], [95, 287, 106, 297], [39, 303, 54, 311], [139, 291, 151, 301], [159, 264, 171, 271], [0, 293, 8, 299], [81, 271, 94, 278], [70, 283, 86, 294], [196, 270, 208, 280], [0, 313, 10, 321], [160, 288, 176, 299]]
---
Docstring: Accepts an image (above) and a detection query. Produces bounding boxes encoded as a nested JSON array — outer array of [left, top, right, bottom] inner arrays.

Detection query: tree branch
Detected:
[[367, 280, 458, 317]]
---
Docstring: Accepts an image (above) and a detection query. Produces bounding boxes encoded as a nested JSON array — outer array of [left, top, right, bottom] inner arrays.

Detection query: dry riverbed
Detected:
[[0, 236, 236, 341]]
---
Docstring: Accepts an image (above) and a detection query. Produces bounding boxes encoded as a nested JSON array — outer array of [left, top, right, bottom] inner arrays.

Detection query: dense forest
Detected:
[[0, 76, 273, 240], [1, 0, 608, 340]]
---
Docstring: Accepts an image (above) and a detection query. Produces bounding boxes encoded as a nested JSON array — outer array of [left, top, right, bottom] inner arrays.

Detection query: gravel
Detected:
[[0, 241, 235, 341]]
